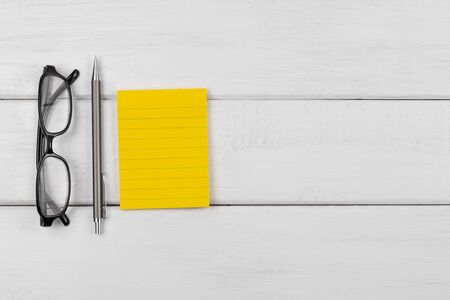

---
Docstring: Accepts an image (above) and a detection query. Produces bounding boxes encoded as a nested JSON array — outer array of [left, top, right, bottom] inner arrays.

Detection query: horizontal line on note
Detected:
[[120, 156, 207, 161], [118, 116, 206, 120], [120, 166, 207, 170], [122, 186, 208, 191], [120, 136, 207, 141], [119, 106, 205, 110], [119, 146, 207, 151], [119, 126, 204, 130], [123, 196, 209, 201], [121, 176, 208, 181]]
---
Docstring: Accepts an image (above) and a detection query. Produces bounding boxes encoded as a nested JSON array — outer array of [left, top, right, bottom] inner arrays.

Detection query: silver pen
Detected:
[[92, 57, 105, 234]]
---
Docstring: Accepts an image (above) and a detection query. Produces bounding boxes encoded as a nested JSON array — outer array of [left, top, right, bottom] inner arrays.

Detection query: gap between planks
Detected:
[[2, 95, 450, 101], [1, 203, 450, 207]]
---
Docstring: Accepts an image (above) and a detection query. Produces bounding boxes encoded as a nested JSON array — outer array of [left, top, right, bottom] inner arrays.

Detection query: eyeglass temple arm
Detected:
[[66, 69, 80, 85], [45, 196, 70, 226], [46, 69, 80, 108]]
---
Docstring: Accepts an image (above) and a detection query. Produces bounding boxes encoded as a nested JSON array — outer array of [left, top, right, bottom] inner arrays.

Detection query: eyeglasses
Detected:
[[36, 65, 79, 227]]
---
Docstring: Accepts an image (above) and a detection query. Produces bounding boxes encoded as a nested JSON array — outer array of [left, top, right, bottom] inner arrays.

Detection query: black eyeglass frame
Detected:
[[36, 65, 79, 227]]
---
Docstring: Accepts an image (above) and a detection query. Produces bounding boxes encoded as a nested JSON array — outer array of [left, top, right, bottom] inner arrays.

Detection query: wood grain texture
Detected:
[[2, 99, 450, 205], [0, 1, 449, 299], [1, 0, 450, 98], [1, 206, 450, 300]]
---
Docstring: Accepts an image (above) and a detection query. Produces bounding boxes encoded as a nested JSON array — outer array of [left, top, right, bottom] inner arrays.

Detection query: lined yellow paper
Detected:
[[117, 89, 209, 209]]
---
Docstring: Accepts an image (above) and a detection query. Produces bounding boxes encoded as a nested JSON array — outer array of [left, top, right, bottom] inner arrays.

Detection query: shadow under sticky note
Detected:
[[117, 89, 209, 209]]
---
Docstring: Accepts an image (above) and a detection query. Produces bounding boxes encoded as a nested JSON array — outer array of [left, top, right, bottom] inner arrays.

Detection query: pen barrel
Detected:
[[92, 80, 103, 221]]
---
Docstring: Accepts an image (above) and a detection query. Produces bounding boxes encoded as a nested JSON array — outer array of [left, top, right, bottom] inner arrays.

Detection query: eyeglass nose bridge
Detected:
[[45, 135, 54, 154]]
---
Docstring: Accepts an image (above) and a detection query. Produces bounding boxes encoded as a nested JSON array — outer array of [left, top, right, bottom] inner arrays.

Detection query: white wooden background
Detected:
[[1, 0, 450, 299]]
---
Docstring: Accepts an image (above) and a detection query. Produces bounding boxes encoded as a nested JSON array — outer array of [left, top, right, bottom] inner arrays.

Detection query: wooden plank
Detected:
[[0, 206, 449, 299], [1, 0, 450, 98], [2, 99, 450, 205]]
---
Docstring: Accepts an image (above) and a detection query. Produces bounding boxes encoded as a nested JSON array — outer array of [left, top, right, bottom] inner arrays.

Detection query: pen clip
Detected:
[[101, 173, 107, 219]]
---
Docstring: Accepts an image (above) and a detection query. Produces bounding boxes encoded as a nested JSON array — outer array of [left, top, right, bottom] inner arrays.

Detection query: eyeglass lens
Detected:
[[37, 156, 70, 217], [39, 75, 70, 134]]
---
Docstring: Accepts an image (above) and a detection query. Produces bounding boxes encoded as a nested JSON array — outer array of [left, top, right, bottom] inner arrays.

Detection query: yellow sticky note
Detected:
[[117, 89, 209, 209]]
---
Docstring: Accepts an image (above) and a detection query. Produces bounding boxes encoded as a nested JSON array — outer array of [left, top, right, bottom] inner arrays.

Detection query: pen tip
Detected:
[[92, 56, 99, 80]]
